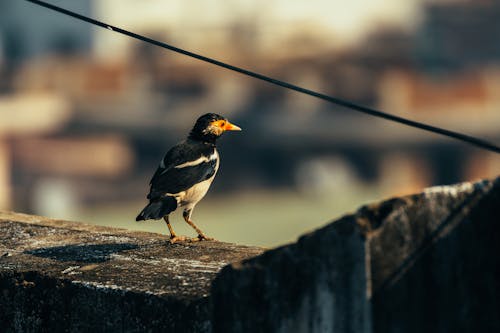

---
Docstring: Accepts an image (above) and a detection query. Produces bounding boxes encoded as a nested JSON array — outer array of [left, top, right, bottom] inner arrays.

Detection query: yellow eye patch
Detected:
[[210, 120, 226, 128], [209, 119, 241, 132]]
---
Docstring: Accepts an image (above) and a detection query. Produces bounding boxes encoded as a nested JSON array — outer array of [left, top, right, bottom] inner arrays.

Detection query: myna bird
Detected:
[[136, 113, 241, 243]]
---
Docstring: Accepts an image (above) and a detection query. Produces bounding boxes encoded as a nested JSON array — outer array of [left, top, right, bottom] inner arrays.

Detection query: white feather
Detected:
[[170, 150, 220, 210], [174, 151, 218, 169]]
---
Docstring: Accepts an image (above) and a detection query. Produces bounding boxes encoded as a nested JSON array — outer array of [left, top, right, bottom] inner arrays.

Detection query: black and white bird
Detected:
[[136, 113, 241, 243]]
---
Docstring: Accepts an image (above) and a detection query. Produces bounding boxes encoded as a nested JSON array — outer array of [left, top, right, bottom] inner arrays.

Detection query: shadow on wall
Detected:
[[25, 243, 139, 263]]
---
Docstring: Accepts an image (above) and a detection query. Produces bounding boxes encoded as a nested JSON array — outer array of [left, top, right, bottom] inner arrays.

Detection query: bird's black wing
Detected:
[[147, 141, 217, 200]]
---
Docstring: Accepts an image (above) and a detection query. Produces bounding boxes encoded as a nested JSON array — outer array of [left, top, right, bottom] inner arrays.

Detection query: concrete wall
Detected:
[[369, 179, 500, 332], [0, 212, 262, 332], [212, 214, 371, 333], [212, 177, 500, 332], [1, 176, 498, 332]]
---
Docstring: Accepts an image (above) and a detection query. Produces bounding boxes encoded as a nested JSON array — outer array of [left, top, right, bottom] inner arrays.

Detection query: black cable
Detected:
[[25, 0, 500, 154]]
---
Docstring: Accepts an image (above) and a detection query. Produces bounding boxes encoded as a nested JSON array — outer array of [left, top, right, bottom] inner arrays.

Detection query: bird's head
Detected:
[[189, 113, 242, 143]]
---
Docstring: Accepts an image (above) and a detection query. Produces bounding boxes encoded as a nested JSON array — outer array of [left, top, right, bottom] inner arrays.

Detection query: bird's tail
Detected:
[[136, 196, 177, 221]]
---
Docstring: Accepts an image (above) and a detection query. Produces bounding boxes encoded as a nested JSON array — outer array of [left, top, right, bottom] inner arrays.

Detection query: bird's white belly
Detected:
[[177, 176, 215, 210], [167, 149, 219, 211]]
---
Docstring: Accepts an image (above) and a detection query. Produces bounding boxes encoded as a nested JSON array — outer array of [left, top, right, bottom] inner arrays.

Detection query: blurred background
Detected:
[[0, 0, 499, 247]]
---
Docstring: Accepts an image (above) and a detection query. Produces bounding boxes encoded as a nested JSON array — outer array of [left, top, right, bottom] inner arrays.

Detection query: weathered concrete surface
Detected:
[[368, 177, 500, 333], [0, 212, 263, 332], [211, 206, 371, 333], [212, 177, 500, 333], [2, 177, 499, 332]]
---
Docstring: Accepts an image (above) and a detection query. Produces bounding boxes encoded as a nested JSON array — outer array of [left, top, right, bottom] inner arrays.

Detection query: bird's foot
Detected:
[[169, 235, 189, 244], [190, 234, 216, 242], [169, 235, 215, 244]]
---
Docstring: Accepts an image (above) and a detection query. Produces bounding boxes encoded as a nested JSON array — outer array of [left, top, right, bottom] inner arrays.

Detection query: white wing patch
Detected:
[[174, 151, 218, 169], [164, 150, 220, 209]]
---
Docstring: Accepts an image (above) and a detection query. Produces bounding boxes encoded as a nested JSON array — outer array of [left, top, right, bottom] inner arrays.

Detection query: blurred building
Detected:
[[0, 1, 93, 64], [415, 0, 500, 71], [0, 0, 498, 216]]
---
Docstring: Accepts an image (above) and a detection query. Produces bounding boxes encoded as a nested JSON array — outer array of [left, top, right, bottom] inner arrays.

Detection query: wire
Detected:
[[25, 0, 500, 154]]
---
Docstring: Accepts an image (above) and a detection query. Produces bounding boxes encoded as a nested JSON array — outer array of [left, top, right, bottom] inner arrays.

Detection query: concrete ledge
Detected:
[[2, 176, 499, 332], [212, 177, 500, 332], [0, 212, 263, 332], [369, 177, 500, 333]]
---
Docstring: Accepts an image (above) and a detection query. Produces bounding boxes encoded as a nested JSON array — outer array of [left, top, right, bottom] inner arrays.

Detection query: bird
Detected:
[[136, 113, 241, 243]]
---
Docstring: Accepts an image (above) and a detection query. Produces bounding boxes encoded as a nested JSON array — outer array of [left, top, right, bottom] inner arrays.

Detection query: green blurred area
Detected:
[[74, 188, 380, 248]]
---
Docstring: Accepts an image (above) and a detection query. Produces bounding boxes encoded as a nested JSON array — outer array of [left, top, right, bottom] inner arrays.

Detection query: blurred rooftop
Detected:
[[0, 0, 498, 246]]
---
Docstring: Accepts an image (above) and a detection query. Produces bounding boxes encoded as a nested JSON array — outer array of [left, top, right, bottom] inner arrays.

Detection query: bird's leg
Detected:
[[164, 215, 176, 237], [163, 216, 186, 244], [182, 209, 214, 241]]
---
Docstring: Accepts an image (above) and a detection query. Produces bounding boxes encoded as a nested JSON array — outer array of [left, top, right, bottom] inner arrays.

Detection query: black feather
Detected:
[[136, 196, 177, 221], [136, 113, 231, 222], [188, 113, 225, 143], [147, 140, 217, 200]]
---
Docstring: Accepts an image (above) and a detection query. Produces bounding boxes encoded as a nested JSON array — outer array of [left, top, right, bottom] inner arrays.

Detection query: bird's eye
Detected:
[[220, 121, 226, 127]]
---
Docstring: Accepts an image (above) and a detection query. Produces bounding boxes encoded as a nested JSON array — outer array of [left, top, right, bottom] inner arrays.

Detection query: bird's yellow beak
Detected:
[[212, 119, 242, 131], [224, 120, 242, 131]]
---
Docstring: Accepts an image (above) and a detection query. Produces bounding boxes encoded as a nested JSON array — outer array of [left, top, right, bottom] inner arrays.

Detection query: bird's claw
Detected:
[[169, 235, 215, 244], [169, 235, 188, 244], [191, 234, 215, 242]]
